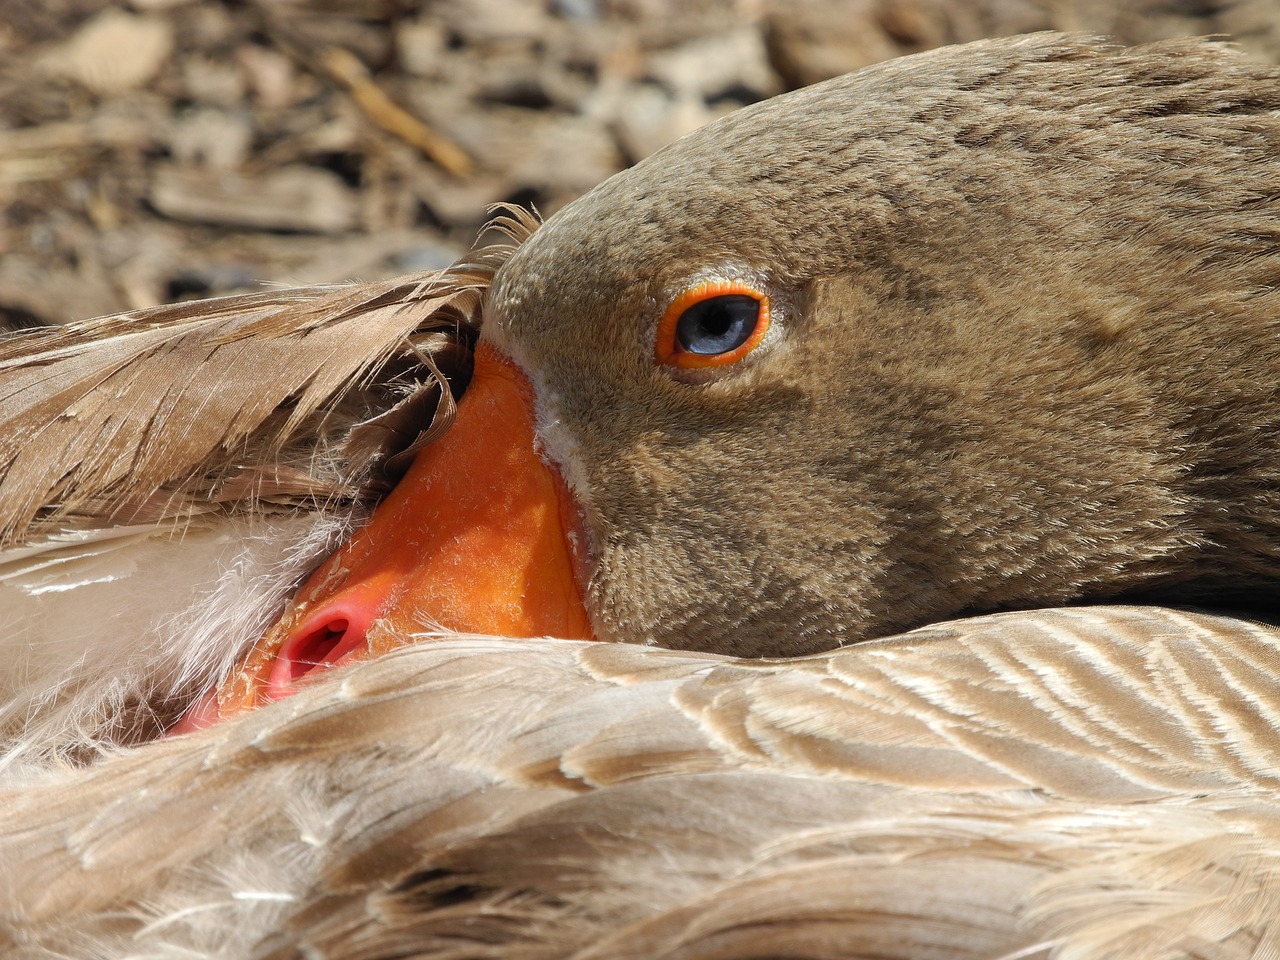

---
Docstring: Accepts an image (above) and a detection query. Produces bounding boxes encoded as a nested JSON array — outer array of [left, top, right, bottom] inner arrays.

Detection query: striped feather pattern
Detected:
[[3, 606, 1279, 958]]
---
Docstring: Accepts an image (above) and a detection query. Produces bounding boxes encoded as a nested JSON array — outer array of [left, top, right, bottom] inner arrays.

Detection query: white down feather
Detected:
[[0, 508, 358, 776]]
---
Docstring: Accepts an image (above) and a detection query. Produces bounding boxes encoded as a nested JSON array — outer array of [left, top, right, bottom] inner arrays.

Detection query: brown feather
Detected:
[[0, 207, 538, 547]]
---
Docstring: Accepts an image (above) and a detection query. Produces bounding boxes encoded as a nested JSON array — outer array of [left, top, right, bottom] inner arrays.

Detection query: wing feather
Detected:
[[0, 209, 539, 546], [3, 607, 1279, 959]]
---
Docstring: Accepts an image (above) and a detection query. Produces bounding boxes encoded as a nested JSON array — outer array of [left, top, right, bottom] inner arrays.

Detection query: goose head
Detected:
[[196, 33, 1280, 721]]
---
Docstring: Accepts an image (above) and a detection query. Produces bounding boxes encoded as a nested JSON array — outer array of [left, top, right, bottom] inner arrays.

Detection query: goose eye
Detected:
[[656, 281, 771, 369]]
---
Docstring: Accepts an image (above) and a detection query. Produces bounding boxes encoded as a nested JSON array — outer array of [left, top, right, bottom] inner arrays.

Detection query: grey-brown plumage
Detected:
[[487, 32, 1280, 655], [2, 32, 1280, 960]]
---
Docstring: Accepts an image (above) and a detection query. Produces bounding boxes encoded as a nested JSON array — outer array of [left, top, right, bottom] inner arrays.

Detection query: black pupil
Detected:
[[675, 295, 760, 355]]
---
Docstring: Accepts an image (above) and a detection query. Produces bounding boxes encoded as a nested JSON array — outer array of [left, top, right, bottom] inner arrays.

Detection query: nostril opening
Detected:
[[268, 611, 372, 697], [286, 620, 351, 682]]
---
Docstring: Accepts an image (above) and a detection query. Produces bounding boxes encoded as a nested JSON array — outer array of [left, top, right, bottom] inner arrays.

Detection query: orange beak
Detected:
[[173, 343, 595, 732]]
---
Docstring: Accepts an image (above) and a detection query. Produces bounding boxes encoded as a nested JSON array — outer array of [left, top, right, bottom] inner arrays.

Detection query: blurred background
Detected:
[[2, 0, 1279, 329]]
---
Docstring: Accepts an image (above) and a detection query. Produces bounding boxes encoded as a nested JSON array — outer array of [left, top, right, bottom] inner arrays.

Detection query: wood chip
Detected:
[[322, 46, 473, 177], [38, 10, 174, 96], [149, 164, 360, 233]]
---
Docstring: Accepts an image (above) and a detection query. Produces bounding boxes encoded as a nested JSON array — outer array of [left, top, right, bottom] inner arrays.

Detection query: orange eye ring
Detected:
[[655, 281, 771, 369]]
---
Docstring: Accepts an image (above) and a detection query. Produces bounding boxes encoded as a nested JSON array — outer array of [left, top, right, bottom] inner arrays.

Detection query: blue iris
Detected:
[[675, 295, 760, 355]]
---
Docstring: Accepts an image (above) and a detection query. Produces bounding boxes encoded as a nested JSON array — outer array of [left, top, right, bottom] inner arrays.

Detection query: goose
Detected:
[[3, 32, 1280, 959]]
